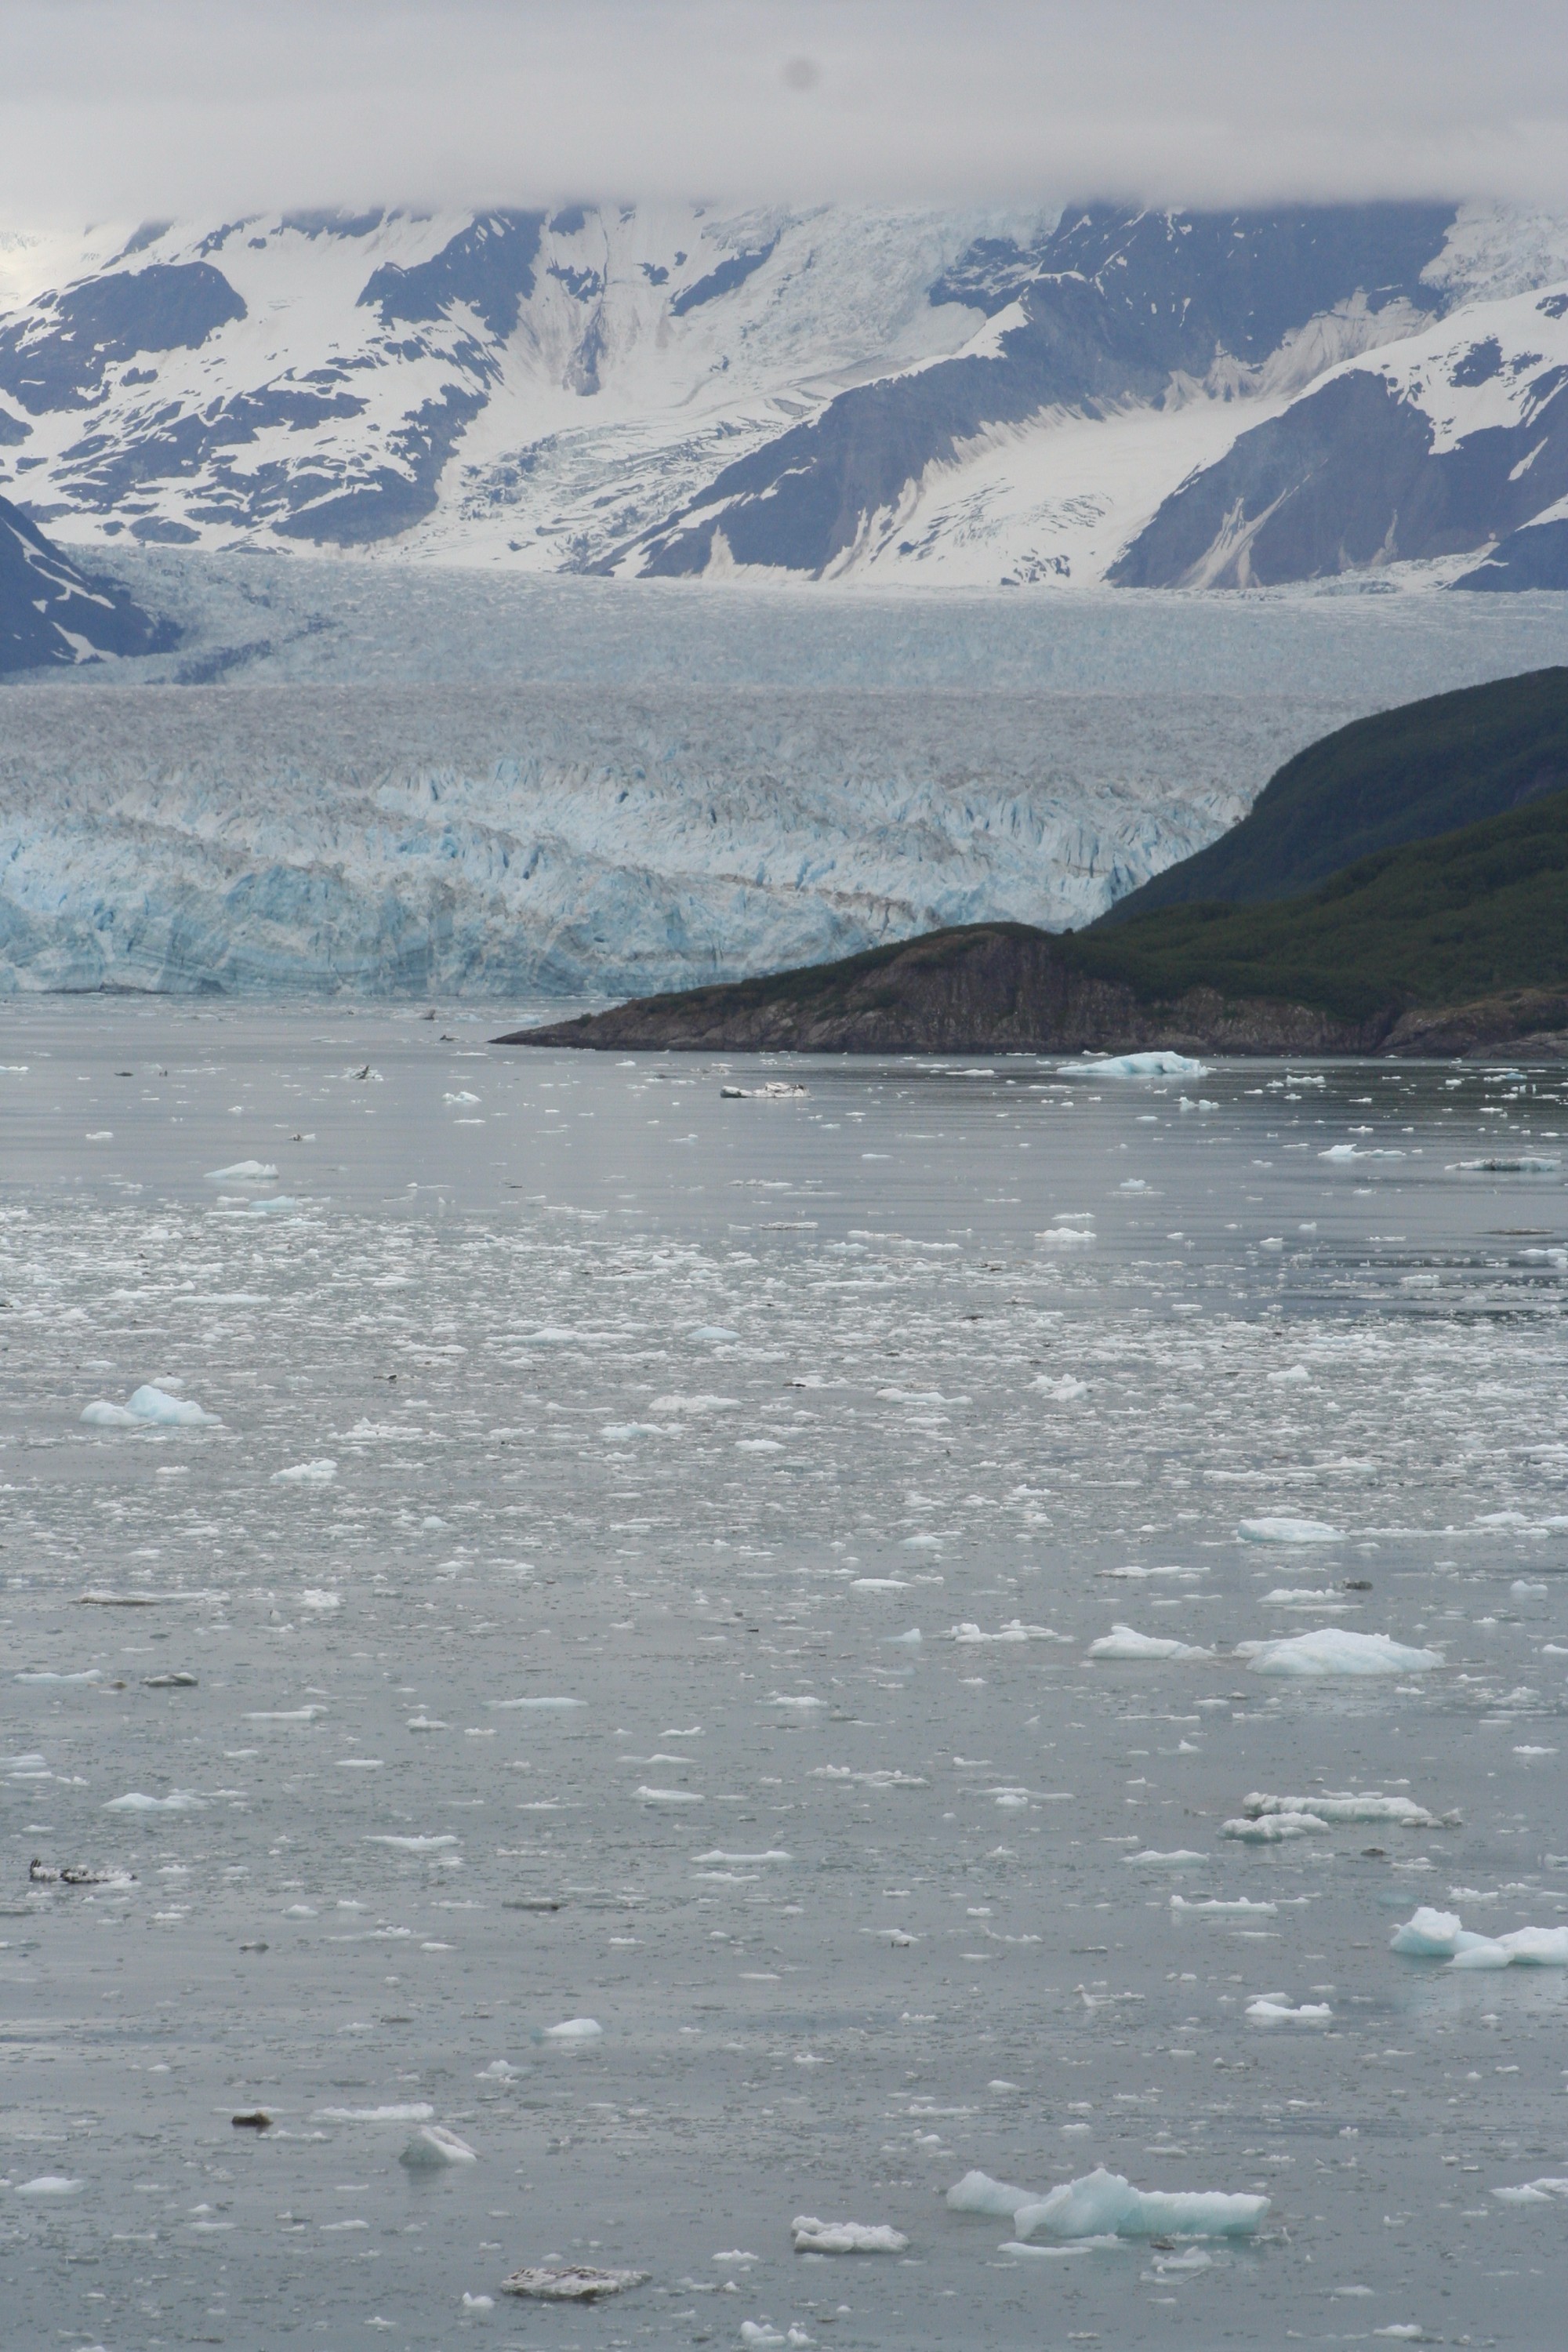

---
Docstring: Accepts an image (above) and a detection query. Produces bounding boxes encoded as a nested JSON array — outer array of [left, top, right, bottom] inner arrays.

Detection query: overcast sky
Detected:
[[3, 0, 1568, 224]]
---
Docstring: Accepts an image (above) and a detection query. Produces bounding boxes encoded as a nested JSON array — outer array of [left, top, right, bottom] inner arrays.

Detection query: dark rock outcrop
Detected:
[[0, 492, 173, 673], [495, 923, 1390, 1056]]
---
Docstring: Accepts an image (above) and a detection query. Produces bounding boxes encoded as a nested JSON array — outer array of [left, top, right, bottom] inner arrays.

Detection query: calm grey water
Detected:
[[4, 1001, 1568, 2350]]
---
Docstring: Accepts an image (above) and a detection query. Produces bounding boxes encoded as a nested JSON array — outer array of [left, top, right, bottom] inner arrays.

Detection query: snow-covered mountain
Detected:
[[4, 198, 1568, 591], [0, 487, 170, 671]]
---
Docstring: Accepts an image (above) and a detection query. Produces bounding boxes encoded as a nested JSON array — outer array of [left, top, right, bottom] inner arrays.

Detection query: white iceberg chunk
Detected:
[[313, 2102, 434, 2122], [205, 1160, 278, 1181], [946, 2170, 1035, 2219], [1171, 1895, 1277, 1918], [1243, 1791, 1436, 1827], [1011, 2165, 1267, 2241], [1246, 1997, 1333, 2026], [1238, 1515, 1342, 1544], [271, 1458, 337, 1484], [399, 2125, 477, 2169], [1222, 1812, 1328, 1842], [82, 1383, 220, 1430], [14, 2175, 82, 2196], [792, 2216, 908, 2253], [1057, 1052, 1210, 1079], [501, 2265, 647, 2300], [1390, 1907, 1465, 1957], [104, 1789, 203, 1812], [1243, 1628, 1442, 1678], [1088, 1624, 1212, 1662], [543, 2017, 603, 2040]]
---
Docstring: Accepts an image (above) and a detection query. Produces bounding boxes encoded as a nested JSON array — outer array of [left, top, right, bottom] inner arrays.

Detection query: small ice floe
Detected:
[[30, 1860, 134, 1887], [313, 2102, 434, 2122], [1238, 1515, 1342, 1544], [637, 1786, 702, 1803], [82, 1384, 220, 1429], [1056, 1052, 1210, 1079], [271, 1459, 337, 1484], [1243, 1791, 1438, 1828], [1245, 1996, 1333, 2026], [1036, 1225, 1095, 1250], [1171, 1896, 1277, 1918], [13, 2175, 82, 2197], [1098, 1563, 1206, 1581], [693, 1850, 793, 1864], [1240, 1629, 1442, 1677], [461, 2292, 495, 2310], [485, 1695, 583, 1711], [720, 1081, 808, 1099], [205, 1160, 278, 1181], [400, 2125, 477, 2169], [365, 1834, 458, 1851], [1124, 1849, 1206, 1867], [1087, 1625, 1212, 1662], [1493, 2176, 1568, 2205], [950, 2165, 1265, 2240], [1262, 1586, 1343, 1606], [143, 1670, 199, 1687], [648, 1393, 739, 1415], [1266, 1362, 1310, 1382], [540, 2017, 602, 2041], [1391, 1906, 1568, 1968], [104, 1790, 202, 1812], [792, 2216, 908, 2253], [1223, 1811, 1328, 1842], [1032, 1373, 1089, 1399], [501, 2265, 647, 2299], [16, 1668, 100, 1684], [948, 1621, 1069, 1645], [688, 1324, 740, 1341]]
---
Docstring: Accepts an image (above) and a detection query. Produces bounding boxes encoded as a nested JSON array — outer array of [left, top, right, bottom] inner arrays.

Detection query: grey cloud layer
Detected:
[[2, 0, 1566, 216]]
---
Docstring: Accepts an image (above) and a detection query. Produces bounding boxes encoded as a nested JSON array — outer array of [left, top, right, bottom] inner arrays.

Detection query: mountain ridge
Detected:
[[4, 198, 1568, 591]]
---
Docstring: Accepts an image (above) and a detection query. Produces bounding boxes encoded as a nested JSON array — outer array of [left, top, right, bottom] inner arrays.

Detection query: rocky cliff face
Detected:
[[499, 924, 1568, 1061], [499, 924, 1388, 1055]]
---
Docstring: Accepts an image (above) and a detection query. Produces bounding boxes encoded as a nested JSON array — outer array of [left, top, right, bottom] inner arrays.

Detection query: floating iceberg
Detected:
[[82, 1383, 220, 1429], [399, 2125, 477, 2168], [1171, 1895, 1277, 1918], [205, 1160, 278, 1181], [792, 2216, 908, 2253], [1391, 1906, 1568, 1967], [1056, 1053, 1211, 1079], [1223, 1811, 1328, 1842], [1245, 1996, 1333, 2026], [502, 2267, 647, 2300], [271, 1458, 337, 1484], [542, 2016, 603, 2040], [1243, 1791, 1437, 1827], [1238, 1515, 1342, 1544], [1088, 1624, 1212, 1662], [1242, 1628, 1442, 1677], [951, 2165, 1265, 2241]]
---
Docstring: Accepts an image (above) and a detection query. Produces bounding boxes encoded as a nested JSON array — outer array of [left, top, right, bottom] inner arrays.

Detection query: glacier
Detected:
[[2, 568, 1566, 996]]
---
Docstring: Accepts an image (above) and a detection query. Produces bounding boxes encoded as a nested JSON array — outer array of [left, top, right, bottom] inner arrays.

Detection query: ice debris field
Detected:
[[4, 1003, 1568, 2347]]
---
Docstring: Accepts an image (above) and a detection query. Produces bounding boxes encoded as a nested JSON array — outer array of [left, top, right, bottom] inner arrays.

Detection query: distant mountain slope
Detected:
[[5, 198, 1568, 589], [1103, 667, 1568, 920], [0, 490, 171, 673], [1110, 286, 1568, 589], [506, 784, 1568, 1059]]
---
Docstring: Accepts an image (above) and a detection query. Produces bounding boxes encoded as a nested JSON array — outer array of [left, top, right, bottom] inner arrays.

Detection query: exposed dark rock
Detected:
[[0, 490, 175, 673], [0, 263, 247, 414]]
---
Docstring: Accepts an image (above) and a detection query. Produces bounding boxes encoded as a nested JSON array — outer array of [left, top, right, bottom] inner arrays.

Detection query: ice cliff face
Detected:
[[3, 197, 1568, 591], [0, 677, 1315, 996], [4, 568, 1566, 1000]]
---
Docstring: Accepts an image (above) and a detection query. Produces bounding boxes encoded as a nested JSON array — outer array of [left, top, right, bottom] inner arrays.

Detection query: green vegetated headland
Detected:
[[500, 666, 1568, 1057]]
